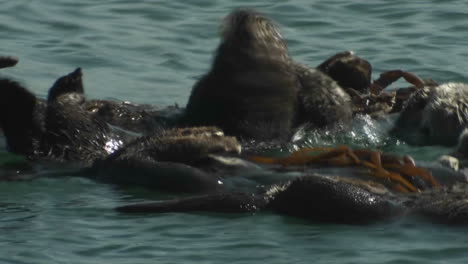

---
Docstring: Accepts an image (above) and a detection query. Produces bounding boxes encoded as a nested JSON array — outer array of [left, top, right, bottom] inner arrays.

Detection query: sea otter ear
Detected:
[[47, 67, 84, 102]]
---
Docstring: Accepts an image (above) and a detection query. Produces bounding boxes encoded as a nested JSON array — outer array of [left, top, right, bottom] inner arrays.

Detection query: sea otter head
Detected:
[[219, 9, 288, 60], [47, 67, 84, 103], [317, 51, 372, 93]]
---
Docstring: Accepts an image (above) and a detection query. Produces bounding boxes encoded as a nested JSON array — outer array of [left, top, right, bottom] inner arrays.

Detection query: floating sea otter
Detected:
[[116, 148, 468, 225], [0, 67, 130, 164], [182, 9, 353, 140], [116, 174, 468, 225], [392, 82, 468, 146], [1, 63, 185, 163], [91, 126, 245, 193]]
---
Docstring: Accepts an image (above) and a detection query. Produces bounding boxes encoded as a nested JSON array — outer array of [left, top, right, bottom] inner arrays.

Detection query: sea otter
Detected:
[[43, 68, 119, 163], [92, 126, 245, 193], [0, 68, 133, 164], [85, 100, 182, 136], [48, 67, 181, 135], [183, 9, 352, 140], [116, 173, 468, 225], [392, 83, 468, 146]]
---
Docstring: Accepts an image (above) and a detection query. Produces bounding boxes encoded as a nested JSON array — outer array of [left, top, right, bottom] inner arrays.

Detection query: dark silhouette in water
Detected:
[[183, 9, 352, 140], [0, 68, 128, 164], [317, 51, 372, 94], [92, 126, 243, 193], [117, 173, 468, 225], [0, 78, 45, 157], [44, 68, 115, 163]]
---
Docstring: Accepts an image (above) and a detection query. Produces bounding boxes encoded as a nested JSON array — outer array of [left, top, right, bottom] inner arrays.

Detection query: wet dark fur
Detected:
[[85, 100, 182, 135], [47, 68, 84, 103], [44, 92, 111, 163], [184, 9, 298, 140], [33, 68, 112, 163], [93, 127, 241, 193], [49, 67, 178, 135], [0, 78, 45, 156], [0, 69, 129, 164], [117, 174, 468, 225], [317, 51, 372, 93], [294, 63, 353, 127], [183, 9, 352, 140], [392, 83, 468, 146]]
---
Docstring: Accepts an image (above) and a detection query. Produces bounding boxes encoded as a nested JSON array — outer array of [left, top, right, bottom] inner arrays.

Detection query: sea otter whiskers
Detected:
[[183, 9, 352, 140]]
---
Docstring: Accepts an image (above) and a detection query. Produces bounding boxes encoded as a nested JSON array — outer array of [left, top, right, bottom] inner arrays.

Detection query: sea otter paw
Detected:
[[0, 56, 19, 69]]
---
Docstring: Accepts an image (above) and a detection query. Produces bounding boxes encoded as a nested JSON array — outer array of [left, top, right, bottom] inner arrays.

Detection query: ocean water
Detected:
[[1, 0, 468, 263]]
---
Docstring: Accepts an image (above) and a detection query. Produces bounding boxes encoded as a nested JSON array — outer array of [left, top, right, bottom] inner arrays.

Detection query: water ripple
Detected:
[[2, 1, 468, 263]]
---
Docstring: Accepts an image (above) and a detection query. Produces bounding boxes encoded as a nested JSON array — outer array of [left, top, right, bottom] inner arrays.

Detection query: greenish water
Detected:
[[1, 0, 468, 263]]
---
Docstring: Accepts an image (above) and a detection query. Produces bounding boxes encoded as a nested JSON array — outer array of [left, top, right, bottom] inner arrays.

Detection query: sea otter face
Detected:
[[47, 67, 84, 102]]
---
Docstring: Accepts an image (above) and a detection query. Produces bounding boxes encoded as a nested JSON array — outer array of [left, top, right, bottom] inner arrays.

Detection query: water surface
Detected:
[[1, 0, 468, 263]]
